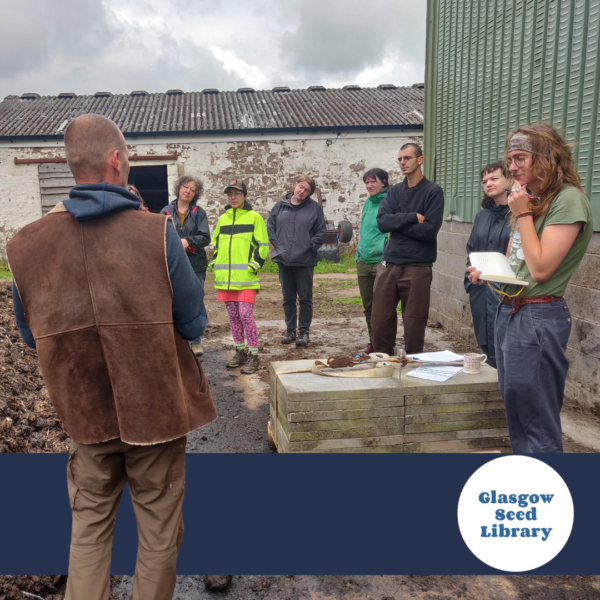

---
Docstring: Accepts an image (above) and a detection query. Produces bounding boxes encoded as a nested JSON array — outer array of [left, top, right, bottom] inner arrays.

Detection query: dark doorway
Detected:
[[128, 165, 170, 213]]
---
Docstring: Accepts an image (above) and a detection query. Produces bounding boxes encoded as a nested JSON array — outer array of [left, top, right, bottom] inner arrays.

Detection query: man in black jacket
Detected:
[[371, 143, 445, 355]]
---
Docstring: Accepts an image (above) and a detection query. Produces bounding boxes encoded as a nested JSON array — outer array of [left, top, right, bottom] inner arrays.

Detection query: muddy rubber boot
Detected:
[[226, 347, 247, 368], [203, 575, 233, 591], [190, 343, 204, 356], [241, 353, 260, 374], [295, 332, 309, 347], [281, 330, 296, 344]]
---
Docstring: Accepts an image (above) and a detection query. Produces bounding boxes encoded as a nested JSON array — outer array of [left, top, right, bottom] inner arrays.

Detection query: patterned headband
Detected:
[[507, 132, 534, 154]]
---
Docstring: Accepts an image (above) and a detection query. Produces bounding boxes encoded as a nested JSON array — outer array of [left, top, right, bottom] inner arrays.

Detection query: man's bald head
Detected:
[[64, 114, 129, 185]]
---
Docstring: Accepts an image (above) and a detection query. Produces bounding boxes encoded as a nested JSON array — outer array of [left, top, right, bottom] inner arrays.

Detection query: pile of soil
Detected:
[[0, 575, 66, 600], [0, 280, 68, 453]]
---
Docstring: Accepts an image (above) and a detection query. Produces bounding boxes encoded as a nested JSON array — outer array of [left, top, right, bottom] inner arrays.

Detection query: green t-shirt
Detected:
[[502, 185, 593, 297]]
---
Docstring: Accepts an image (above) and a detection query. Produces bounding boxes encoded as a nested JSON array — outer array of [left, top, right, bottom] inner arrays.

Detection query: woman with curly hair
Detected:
[[161, 175, 211, 355], [468, 123, 593, 453]]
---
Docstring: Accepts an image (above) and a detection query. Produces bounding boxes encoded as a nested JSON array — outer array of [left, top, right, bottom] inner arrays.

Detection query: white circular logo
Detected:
[[457, 455, 574, 572]]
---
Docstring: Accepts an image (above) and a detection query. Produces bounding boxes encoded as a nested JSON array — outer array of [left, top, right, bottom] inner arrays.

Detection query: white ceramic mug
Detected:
[[463, 353, 487, 374]]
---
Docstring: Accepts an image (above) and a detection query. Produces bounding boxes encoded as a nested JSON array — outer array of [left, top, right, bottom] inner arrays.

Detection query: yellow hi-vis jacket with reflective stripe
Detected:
[[209, 201, 270, 290]]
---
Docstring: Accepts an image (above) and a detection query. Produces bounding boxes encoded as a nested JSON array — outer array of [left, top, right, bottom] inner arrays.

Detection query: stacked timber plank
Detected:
[[269, 360, 511, 453], [402, 367, 510, 453], [269, 359, 404, 453]]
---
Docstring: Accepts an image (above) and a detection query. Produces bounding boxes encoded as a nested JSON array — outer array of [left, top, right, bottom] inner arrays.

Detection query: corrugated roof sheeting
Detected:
[[0, 86, 424, 137]]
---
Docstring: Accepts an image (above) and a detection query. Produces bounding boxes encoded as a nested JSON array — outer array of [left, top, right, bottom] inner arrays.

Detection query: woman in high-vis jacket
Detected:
[[209, 177, 269, 374]]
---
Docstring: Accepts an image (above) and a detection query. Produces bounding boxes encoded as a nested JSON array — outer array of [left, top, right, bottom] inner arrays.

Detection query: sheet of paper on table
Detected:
[[407, 350, 464, 363], [405, 365, 464, 382]]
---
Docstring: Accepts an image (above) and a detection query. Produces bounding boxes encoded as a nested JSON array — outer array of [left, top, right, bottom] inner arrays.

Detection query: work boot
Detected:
[[281, 331, 296, 344], [226, 347, 247, 368], [203, 575, 233, 591], [190, 343, 204, 356], [241, 353, 260, 374], [296, 332, 309, 347], [357, 343, 374, 355]]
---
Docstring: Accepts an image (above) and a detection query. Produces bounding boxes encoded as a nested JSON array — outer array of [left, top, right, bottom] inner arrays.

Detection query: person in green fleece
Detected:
[[355, 168, 397, 354]]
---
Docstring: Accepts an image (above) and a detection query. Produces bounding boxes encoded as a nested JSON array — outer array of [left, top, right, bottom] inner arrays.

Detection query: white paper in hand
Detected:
[[469, 252, 529, 286]]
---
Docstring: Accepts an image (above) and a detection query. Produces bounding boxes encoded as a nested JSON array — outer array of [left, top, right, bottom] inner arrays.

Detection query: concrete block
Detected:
[[451, 276, 469, 301], [437, 272, 453, 296], [584, 232, 600, 256], [565, 285, 600, 324], [452, 232, 469, 257], [430, 290, 445, 312], [447, 253, 469, 278], [435, 251, 450, 274], [565, 348, 600, 396], [449, 221, 474, 235], [572, 253, 600, 291], [439, 221, 451, 234], [564, 377, 598, 411], [437, 231, 454, 254], [444, 296, 466, 323], [288, 406, 405, 423], [460, 327, 477, 343], [568, 317, 600, 359]]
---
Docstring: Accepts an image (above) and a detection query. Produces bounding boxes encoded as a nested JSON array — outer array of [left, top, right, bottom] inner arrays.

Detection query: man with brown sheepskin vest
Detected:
[[7, 114, 217, 600]]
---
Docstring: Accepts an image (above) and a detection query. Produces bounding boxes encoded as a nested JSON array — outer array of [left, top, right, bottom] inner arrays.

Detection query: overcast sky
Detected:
[[0, 0, 426, 99]]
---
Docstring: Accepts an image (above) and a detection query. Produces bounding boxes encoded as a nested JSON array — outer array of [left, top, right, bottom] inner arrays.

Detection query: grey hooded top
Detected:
[[267, 192, 327, 267]]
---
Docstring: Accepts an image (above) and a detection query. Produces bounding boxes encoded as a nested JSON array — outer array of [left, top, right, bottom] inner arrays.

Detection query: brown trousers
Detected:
[[371, 263, 432, 355], [356, 259, 397, 342], [65, 436, 187, 600]]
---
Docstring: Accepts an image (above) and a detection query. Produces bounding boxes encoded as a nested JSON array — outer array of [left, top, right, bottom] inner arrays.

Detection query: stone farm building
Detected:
[[0, 85, 424, 255]]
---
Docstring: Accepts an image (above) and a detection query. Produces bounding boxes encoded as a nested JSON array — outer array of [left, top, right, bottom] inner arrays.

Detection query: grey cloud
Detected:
[[278, 0, 426, 80], [0, 0, 244, 99], [0, 0, 426, 101]]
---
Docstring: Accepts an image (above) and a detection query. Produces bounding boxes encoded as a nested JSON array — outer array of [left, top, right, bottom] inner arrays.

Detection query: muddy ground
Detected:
[[1, 273, 600, 599]]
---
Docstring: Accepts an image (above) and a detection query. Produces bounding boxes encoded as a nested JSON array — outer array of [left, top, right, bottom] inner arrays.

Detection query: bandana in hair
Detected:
[[507, 132, 534, 154]]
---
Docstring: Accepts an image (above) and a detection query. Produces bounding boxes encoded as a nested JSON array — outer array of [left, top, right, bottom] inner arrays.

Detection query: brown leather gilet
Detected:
[[7, 206, 217, 445]]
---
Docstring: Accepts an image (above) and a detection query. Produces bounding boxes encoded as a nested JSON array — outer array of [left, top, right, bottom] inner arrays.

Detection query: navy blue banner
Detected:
[[0, 454, 598, 575]]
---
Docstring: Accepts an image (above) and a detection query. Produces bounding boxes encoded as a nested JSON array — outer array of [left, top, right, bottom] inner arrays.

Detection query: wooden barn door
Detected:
[[38, 163, 75, 215]]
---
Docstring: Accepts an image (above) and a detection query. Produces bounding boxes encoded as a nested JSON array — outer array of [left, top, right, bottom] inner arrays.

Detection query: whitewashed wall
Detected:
[[0, 148, 44, 255], [0, 131, 422, 257]]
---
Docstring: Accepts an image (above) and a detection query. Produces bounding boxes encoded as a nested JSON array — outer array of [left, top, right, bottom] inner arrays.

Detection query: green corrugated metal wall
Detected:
[[424, 0, 600, 229]]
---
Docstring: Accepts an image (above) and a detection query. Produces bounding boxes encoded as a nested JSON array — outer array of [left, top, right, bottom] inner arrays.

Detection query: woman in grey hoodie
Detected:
[[267, 175, 327, 347]]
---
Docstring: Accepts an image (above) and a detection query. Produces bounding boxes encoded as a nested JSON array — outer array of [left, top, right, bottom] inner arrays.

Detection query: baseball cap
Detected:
[[224, 178, 247, 195]]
